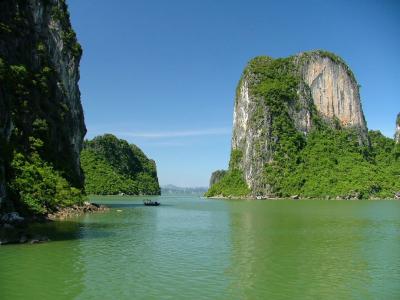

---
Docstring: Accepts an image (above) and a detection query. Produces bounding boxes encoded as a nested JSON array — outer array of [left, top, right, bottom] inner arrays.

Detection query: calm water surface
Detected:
[[1, 196, 400, 299]]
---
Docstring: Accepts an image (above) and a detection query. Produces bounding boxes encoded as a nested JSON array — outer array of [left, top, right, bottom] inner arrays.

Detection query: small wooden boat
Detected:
[[143, 199, 160, 206]]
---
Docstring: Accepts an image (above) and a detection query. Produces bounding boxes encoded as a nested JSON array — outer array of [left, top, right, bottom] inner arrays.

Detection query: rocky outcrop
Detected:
[[47, 202, 109, 220], [81, 134, 161, 195], [0, 0, 85, 209], [231, 50, 369, 196], [298, 52, 369, 144], [232, 70, 312, 194], [209, 170, 227, 187], [395, 113, 400, 144], [0, 203, 108, 245]]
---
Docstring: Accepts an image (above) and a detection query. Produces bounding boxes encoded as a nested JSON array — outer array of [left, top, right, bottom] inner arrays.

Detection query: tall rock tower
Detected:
[[231, 50, 368, 195], [0, 0, 86, 208]]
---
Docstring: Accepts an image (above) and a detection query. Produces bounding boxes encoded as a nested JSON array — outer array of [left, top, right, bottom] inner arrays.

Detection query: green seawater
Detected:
[[1, 196, 400, 299]]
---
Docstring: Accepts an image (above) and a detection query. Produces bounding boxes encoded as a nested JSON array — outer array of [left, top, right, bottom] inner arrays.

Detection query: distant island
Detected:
[[161, 185, 207, 196], [81, 134, 161, 196], [206, 51, 400, 199]]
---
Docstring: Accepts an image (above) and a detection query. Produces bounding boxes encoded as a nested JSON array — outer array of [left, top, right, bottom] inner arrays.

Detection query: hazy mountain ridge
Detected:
[[161, 185, 207, 195]]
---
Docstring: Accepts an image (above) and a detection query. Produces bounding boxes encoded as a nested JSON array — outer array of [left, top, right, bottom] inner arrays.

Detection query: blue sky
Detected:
[[68, 0, 400, 187]]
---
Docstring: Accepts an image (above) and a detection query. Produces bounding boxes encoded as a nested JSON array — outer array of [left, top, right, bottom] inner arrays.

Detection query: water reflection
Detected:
[[358, 201, 400, 299], [1, 197, 399, 299], [0, 221, 86, 299], [227, 200, 400, 299]]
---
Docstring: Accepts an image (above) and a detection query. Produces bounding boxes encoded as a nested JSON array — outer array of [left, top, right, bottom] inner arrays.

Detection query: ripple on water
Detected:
[[0, 197, 399, 300]]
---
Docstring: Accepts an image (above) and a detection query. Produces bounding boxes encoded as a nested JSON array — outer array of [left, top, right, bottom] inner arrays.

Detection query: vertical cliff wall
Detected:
[[396, 113, 400, 144], [298, 52, 369, 144], [231, 51, 368, 195], [0, 0, 86, 209], [394, 113, 400, 144], [231, 57, 314, 194]]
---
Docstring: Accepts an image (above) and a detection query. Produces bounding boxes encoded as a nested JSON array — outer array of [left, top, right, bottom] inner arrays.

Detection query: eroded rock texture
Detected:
[[231, 51, 368, 195], [299, 52, 368, 143], [396, 113, 400, 144], [0, 0, 86, 207]]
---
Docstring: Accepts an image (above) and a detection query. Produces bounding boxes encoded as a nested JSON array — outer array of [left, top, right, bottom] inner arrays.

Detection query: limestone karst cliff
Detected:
[[396, 113, 400, 144], [299, 52, 369, 142], [207, 50, 400, 199], [209, 170, 227, 188], [0, 0, 86, 213], [231, 51, 368, 195]]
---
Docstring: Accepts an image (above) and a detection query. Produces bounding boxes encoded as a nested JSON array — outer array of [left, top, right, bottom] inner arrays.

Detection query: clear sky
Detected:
[[68, 0, 400, 187]]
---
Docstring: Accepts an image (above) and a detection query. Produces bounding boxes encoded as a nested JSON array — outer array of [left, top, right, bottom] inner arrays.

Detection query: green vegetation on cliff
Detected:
[[208, 170, 227, 187], [1, 0, 86, 215], [206, 52, 400, 199], [205, 150, 250, 197], [265, 126, 400, 199], [0, 58, 86, 214], [255, 54, 399, 199], [208, 125, 399, 200], [81, 134, 160, 195], [205, 169, 250, 197], [249, 56, 309, 164], [9, 152, 84, 215]]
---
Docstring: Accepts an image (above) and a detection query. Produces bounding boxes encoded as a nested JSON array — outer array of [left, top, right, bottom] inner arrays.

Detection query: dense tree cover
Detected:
[[265, 127, 400, 199], [4, 133, 85, 215], [9, 151, 84, 215], [205, 170, 250, 197], [207, 127, 399, 199], [81, 134, 160, 195], [209, 170, 227, 187], [205, 150, 250, 197]]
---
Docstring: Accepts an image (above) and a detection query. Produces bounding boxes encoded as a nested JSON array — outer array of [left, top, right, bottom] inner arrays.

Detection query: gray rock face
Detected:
[[231, 51, 368, 195], [395, 113, 400, 144], [232, 69, 315, 194], [298, 52, 369, 144], [209, 170, 227, 188], [0, 0, 86, 207]]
